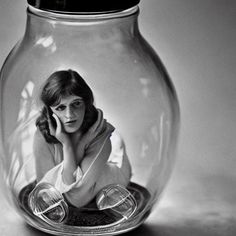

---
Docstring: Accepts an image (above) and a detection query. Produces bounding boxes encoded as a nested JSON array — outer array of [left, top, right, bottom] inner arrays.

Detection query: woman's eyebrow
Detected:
[[72, 98, 83, 102], [53, 98, 83, 108], [54, 103, 65, 109], [53, 101, 66, 108]]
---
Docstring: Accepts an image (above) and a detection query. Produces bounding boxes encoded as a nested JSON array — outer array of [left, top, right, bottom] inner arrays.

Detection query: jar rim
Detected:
[[27, 0, 140, 14], [27, 5, 139, 21]]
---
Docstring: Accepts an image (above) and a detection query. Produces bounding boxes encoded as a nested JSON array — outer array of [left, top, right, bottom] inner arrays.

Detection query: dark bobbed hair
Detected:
[[36, 69, 98, 143]]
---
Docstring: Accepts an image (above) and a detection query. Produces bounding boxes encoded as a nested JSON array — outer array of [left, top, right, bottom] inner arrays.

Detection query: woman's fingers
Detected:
[[52, 114, 70, 144], [48, 116, 55, 136], [52, 114, 62, 133]]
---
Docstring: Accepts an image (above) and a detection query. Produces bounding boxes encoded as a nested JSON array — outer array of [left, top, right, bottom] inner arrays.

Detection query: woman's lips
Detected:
[[65, 120, 76, 126]]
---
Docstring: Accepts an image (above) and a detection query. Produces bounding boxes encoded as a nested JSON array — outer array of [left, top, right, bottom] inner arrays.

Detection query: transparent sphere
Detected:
[[0, 2, 180, 235], [28, 182, 69, 224]]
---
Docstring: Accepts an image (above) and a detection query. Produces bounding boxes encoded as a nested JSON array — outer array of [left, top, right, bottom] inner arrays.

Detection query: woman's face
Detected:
[[50, 95, 85, 133]]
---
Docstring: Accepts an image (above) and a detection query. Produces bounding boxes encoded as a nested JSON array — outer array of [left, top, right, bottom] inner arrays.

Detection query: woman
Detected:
[[33, 69, 132, 208]]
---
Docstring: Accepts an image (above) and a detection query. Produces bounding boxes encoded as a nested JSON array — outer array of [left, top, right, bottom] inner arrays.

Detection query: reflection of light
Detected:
[[21, 81, 34, 99], [18, 81, 36, 122], [7, 115, 37, 194], [141, 142, 149, 158], [51, 21, 57, 28], [35, 36, 57, 52], [158, 113, 165, 162], [139, 77, 151, 98], [151, 125, 159, 142], [7, 81, 39, 194], [36, 36, 53, 47]]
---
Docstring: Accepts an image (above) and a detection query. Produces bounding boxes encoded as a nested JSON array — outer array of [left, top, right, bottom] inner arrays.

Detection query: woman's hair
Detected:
[[36, 69, 98, 143]]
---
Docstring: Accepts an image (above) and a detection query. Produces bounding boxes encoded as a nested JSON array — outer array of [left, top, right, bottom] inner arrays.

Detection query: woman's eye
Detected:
[[72, 101, 82, 108], [55, 105, 66, 111]]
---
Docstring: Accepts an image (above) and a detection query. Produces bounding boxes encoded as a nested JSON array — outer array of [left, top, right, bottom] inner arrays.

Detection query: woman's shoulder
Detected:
[[93, 121, 114, 142]]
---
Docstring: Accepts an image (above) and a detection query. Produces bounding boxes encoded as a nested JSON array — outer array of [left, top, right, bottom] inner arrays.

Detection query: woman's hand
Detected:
[[48, 113, 77, 185], [48, 113, 70, 145]]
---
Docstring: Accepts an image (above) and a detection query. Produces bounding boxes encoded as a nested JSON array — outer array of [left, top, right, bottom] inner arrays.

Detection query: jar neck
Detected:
[[24, 5, 140, 39]]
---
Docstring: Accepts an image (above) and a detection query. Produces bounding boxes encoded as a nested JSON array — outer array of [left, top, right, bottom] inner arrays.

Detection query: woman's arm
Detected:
[[75, 110, 114, 183], [50, 114, 77, 185], [63, 134, 112, 207], [61, 141, 77, 185], [81, 135, 112, 182], [34, 127, 79, 188]]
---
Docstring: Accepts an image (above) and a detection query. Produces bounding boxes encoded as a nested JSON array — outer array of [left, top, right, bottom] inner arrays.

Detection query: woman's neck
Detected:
[[68, 130, 82, 145]]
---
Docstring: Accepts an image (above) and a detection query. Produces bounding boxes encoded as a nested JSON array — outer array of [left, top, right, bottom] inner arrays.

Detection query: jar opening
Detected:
[[27, 0, 140, 14]]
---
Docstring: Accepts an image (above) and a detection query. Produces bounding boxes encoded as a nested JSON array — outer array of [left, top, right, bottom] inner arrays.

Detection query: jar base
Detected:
[[18, 181, 151, 235]]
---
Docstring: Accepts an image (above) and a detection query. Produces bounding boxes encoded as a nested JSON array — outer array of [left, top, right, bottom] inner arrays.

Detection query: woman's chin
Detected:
[[64, 126, 78, 133], [63, 121, 82, 133]]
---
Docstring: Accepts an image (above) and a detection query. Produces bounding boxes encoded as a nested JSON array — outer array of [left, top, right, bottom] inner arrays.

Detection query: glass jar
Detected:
[[0, 0, 180, 235]]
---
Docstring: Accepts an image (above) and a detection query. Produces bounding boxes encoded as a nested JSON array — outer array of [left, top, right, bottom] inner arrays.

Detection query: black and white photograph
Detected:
[[0, 0, 235, 236]]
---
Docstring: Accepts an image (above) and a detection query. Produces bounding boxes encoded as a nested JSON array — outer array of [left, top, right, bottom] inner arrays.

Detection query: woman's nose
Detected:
[[65, 107, 74, 119]]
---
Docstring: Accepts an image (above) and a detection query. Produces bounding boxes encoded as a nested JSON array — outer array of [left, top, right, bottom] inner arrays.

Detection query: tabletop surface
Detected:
[[1, 169, 236, 236]]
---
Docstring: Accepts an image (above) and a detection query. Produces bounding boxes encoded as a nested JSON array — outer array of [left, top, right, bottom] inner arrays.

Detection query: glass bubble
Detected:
[[0, 1, 180, 235], [96, 184, 137, 222], [28, 182, 68, 224]]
